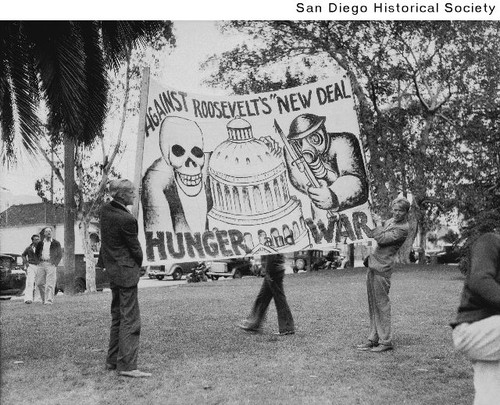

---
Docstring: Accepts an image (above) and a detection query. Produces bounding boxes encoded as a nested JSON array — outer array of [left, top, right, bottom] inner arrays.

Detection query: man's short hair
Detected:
[[391, 197, 410, 212], [31, 234, 39, 241], [109, 179, 134, 199], [39, 226, 53, 239]]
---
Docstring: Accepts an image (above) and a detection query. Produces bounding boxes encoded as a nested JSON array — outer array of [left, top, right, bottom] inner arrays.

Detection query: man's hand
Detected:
[[259, 136, 282, 157], [307, 180, 339, 210], [371, 213, 383, 227]]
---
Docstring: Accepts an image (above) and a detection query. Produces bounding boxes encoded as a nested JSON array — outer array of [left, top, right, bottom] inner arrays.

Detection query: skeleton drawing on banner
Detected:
[[270, 113, 369, 221], [142, 116, 212, 235]]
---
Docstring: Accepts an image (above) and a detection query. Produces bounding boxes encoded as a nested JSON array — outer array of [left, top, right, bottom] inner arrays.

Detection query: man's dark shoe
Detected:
[[105, 363, 117, 371], [118, 369, 152, 378], [371, 344, 393, 353], [274, 330, 295, 336], [356, 341, 378, 351], [238, 320, 260, 332]]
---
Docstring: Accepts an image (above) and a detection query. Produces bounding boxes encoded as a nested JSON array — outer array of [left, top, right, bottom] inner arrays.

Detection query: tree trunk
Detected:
[[63, 137, 76, 295], [397, 205, 418, 264], [418, 225, 428, 264], [79, 220, 97, 292]]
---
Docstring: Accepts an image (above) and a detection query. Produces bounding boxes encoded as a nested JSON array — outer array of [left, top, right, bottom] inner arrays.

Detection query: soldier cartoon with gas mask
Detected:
[[283, 113, 368, 219]]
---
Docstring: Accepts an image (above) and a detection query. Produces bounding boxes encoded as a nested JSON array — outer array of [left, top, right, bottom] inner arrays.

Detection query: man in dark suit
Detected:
[[99, 179, 151, 378], [238, 253, 295, 335]]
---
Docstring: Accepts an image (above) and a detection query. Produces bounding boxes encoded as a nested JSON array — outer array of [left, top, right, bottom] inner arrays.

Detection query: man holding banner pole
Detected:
[[357, 197, 410, 353]]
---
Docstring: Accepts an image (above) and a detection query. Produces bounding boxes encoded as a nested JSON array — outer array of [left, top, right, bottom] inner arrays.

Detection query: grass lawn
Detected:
[[0, 265, 473, 405]]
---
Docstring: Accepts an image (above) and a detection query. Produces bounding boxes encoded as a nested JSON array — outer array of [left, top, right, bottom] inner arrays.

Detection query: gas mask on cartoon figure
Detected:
[[299, 128, 332, 182], [159, 116, 205, 197]]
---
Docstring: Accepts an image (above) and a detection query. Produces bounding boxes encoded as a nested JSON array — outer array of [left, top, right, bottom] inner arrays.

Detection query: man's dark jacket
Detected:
[[35, 239, 63, 266], [22, 243, 39, 265], [98, 200, 143, 288], [452, 232, 500, 326]]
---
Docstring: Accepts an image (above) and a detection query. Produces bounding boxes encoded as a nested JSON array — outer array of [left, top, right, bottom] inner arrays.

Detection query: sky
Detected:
[[0, 21, 235, 199]]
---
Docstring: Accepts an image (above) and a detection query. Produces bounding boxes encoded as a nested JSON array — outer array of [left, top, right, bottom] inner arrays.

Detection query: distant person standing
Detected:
[[35, 227, 62, 305], [21, 234, 40, 304], [451, 229, 500, 405], [98, 179, 151, 378], [239, 253, 295, 336], [357, 197, 410, 353]]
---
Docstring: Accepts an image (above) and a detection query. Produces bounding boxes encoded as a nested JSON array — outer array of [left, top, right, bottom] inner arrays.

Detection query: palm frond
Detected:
[[78, 21, 108, 144], [0, 22, 40, 166], [27, 22, 88, 141]]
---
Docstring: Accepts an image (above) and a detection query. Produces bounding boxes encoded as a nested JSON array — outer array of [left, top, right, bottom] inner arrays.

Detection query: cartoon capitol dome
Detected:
[[207, 117, 310, 254]]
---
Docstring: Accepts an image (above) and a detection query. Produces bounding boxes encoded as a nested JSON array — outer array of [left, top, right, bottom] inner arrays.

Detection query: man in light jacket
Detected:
[[357, 197, 410, 352]]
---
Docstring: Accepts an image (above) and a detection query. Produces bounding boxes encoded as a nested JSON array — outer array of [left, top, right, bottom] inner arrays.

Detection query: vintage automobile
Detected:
[[292, 250, 323, 273], [145, 261, 206, 281], [55, 253, 110, 294], [206, 257, 262, 280], [292, 249, 346, 273], [324, 249, 347, 269], [0, 253, 27, 296], [436, 243, 462, 264]]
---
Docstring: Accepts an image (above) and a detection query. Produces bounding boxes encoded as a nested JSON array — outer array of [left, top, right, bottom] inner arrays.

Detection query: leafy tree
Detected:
[[0, 21, 174, 293], [203, 21, 500, 263], [440, 229, 460, 245]]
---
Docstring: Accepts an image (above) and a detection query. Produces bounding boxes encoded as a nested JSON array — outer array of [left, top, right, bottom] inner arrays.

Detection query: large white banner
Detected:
[[139, 73, 374, 263]]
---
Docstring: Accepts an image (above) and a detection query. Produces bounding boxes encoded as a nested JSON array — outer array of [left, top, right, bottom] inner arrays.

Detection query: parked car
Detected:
[[324, 249, 347, 269], [292, 250, 324, 273], [55, 253, 109, 294], [292, 249, 347, 273], [436, 243, 462, 264], [0, 253, 27, 296], [145, 261, 204, 281], [206, 257, 261, 280]]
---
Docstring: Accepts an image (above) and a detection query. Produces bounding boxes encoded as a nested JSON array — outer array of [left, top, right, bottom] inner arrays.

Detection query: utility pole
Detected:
[[50, 138, 54, 204]]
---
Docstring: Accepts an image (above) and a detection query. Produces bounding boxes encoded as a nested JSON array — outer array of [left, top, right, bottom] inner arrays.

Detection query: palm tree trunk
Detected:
[[63, 137, 76, 294]]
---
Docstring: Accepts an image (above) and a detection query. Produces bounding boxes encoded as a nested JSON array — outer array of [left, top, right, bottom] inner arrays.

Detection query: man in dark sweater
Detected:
[[22, 234, 40, 304], [451, 231, 500, 405]]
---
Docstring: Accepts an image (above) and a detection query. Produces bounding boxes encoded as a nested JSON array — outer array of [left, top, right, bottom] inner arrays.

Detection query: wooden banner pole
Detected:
[[132, 66, 151, 219]]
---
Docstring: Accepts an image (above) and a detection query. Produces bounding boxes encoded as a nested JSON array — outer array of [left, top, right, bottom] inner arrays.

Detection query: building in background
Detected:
[[0, 202, 100, 257]]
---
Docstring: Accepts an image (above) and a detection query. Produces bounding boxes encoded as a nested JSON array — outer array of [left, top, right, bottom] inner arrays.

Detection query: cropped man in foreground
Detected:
[[451, 227, 500, 405], [99, 179, 151, 378]]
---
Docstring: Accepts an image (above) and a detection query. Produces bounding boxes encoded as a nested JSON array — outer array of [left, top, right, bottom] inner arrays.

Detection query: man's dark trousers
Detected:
[[107, 285, 141, 371], [249, 267, 294, 333]]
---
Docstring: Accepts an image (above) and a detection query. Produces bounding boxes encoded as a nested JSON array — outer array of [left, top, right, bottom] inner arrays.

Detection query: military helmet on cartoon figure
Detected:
[[287, 113, 326, 140]]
